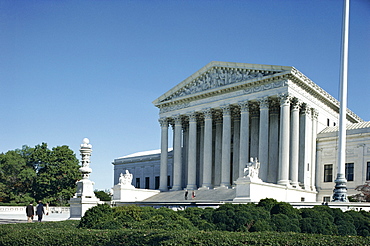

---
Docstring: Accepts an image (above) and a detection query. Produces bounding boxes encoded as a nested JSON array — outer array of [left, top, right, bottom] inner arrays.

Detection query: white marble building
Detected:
[[113, 61, 368, 202]]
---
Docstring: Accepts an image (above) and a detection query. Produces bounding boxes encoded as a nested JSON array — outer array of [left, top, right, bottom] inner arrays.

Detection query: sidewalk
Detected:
[[0, 213, 71, 225]]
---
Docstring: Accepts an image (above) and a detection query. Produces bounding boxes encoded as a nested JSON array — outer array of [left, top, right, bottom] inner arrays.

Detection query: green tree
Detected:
[[0, 143, 80, 205], [0, 149, 35, 204], [33, 144, 80, 205]]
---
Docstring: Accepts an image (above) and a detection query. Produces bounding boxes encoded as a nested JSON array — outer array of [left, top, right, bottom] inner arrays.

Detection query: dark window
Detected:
[[135, 178, 140, 188], [167, 175, 171, 188], [345, 163, 354, 181], [367, 162, 370, 181], [324, 164, 333, 182], [145, 177, 150, 189], [155, 176, 160, 189]]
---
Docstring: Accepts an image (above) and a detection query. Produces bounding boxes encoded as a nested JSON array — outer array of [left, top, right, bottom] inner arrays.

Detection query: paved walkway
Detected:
[[0, 213, 71, 225]]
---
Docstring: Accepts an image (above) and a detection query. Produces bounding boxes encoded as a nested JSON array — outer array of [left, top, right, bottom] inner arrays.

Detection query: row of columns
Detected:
[[159, 94, 319, 191]]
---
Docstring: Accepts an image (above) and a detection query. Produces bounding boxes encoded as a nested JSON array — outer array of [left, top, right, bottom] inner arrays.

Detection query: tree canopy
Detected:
[[0, 143, 80, 206]]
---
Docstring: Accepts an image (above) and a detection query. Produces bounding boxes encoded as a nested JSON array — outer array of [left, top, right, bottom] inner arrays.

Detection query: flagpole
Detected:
[[333, 0, 349, 202]]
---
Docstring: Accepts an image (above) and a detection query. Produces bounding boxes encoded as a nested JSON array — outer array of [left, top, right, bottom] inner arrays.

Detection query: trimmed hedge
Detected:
[[0, 222, 369, 246]]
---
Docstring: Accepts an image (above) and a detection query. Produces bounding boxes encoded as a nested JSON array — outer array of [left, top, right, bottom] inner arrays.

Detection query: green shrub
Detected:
[[257, 198, 278, 212], [78, 203, 114, 229]]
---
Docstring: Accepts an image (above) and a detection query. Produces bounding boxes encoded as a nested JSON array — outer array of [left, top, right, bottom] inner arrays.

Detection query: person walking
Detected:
[[185, 190, 188, 200], [26, 202, 34, 223], [191, 190, 196, 200], [36, 200, 45, 222]]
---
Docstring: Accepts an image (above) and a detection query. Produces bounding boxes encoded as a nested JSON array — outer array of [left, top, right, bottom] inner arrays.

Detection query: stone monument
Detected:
[[112, 169, 159, 203], [234, 157, 316, 202], [69, 138, 100, 219]]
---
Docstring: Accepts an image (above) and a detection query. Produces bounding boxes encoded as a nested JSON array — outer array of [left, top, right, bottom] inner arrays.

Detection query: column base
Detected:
[[186, 184, 197, 190], [277, 180, 292, 188], [199, 184, 213, 190], [171, 185, 183, 191], [219, 183, 231, 189], [159, 186, 168, 192]]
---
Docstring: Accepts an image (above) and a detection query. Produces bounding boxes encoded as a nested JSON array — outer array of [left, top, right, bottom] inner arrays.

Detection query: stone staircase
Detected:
[[143, 188, 236, 203]]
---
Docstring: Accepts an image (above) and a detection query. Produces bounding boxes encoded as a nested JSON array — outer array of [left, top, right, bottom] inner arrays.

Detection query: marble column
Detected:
[[198, 120, 204, 186], [299, 104, 312, 190], [258, 97, 269, 181], [311, 109, 318, 191], [250, 104, 259, 159], [278, 94, 291, 186], [214, 114, 222, 186], [290, 99, 300, 188], [201, 109, 213, 189], [221, 105, 231, 188], [186, 112, 197, 190], [268, 101, 279, 183], [182, 122, 189, 188], [159, 118, 169, 191], [238, 101, 250, 178], [232, 110, 241, 183], [172, 115, 183, 190]]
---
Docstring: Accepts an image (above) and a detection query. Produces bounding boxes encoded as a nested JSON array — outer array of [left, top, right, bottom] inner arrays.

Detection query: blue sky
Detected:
[[1, 0, 369, 190]]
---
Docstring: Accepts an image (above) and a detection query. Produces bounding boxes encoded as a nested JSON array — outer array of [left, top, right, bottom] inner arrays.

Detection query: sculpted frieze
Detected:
[[243, 80, 288, 94], [159, 103, 190, 114], [163, 67, 279, 102]]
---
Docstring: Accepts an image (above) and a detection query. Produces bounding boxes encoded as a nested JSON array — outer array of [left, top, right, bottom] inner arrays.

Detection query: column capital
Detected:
[[173, 115, 182, 125], [278, 93, 291, 106], [220, 105, 231, 116], [311, 108, 319, 119], [159, 118, 168, 127], [258, 97, 269, 110], [238, 101, 250, 112], [291, 97, 300, 111], [187, 112, 197, 123], [300, 103, 311, 116], [202, 108, 213, 120]]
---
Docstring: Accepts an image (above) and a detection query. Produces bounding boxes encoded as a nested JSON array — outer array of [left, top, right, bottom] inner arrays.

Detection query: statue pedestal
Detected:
[[68, 173, 100, 219], [233, 177, 317, 203], [112, 184, 160, 202], [69, 196, 100, 219]]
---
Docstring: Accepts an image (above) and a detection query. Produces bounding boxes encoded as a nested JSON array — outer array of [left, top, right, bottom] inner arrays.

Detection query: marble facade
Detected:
[[153, 61, 361, 193], [113, 61, 367, 202]]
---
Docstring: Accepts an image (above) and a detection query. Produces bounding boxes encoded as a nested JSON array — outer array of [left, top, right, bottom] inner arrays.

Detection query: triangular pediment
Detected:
[[153, 61, 292, 106]]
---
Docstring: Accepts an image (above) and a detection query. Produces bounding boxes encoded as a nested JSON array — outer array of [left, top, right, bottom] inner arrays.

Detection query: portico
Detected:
[[153, 61, 362, 195]]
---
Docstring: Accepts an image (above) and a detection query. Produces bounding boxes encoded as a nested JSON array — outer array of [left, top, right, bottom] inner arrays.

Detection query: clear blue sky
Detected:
[[1, 0, 369, 190]]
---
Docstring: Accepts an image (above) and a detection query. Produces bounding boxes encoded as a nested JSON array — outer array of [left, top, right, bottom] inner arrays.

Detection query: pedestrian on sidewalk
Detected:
[[36, 200, 45, 222], [26, 202, 34, 223], [185, 190, 188, 200]]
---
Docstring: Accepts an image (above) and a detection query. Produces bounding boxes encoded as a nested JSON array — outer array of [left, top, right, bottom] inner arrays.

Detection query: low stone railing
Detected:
[[0, 206, 70, 214]]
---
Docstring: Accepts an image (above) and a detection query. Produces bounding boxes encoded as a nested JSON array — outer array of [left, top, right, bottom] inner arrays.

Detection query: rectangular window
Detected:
[[324, 164, 333, 182], [366, 162, 370, 180], [155, 176, 160, 189], [135, 178, 140, 188], [145, 177, 150, 189], [345, 163, 354, 181], [167, 175, 171, 188]]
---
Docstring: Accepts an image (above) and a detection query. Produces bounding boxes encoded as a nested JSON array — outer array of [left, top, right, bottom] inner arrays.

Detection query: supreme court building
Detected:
[[113, 61, 369, 202]]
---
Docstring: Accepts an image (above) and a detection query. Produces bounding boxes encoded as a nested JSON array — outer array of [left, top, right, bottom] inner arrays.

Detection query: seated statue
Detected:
[[244, 157, 261, 180], [119, 170, 133, 187]]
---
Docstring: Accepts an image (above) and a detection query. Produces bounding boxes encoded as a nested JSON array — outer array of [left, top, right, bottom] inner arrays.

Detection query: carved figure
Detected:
[[244, 157, 260, 179], [119, 170, 133, 186]]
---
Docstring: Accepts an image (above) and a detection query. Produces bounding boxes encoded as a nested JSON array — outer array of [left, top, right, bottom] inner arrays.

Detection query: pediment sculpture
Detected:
[[162, 67, 280, 102]]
